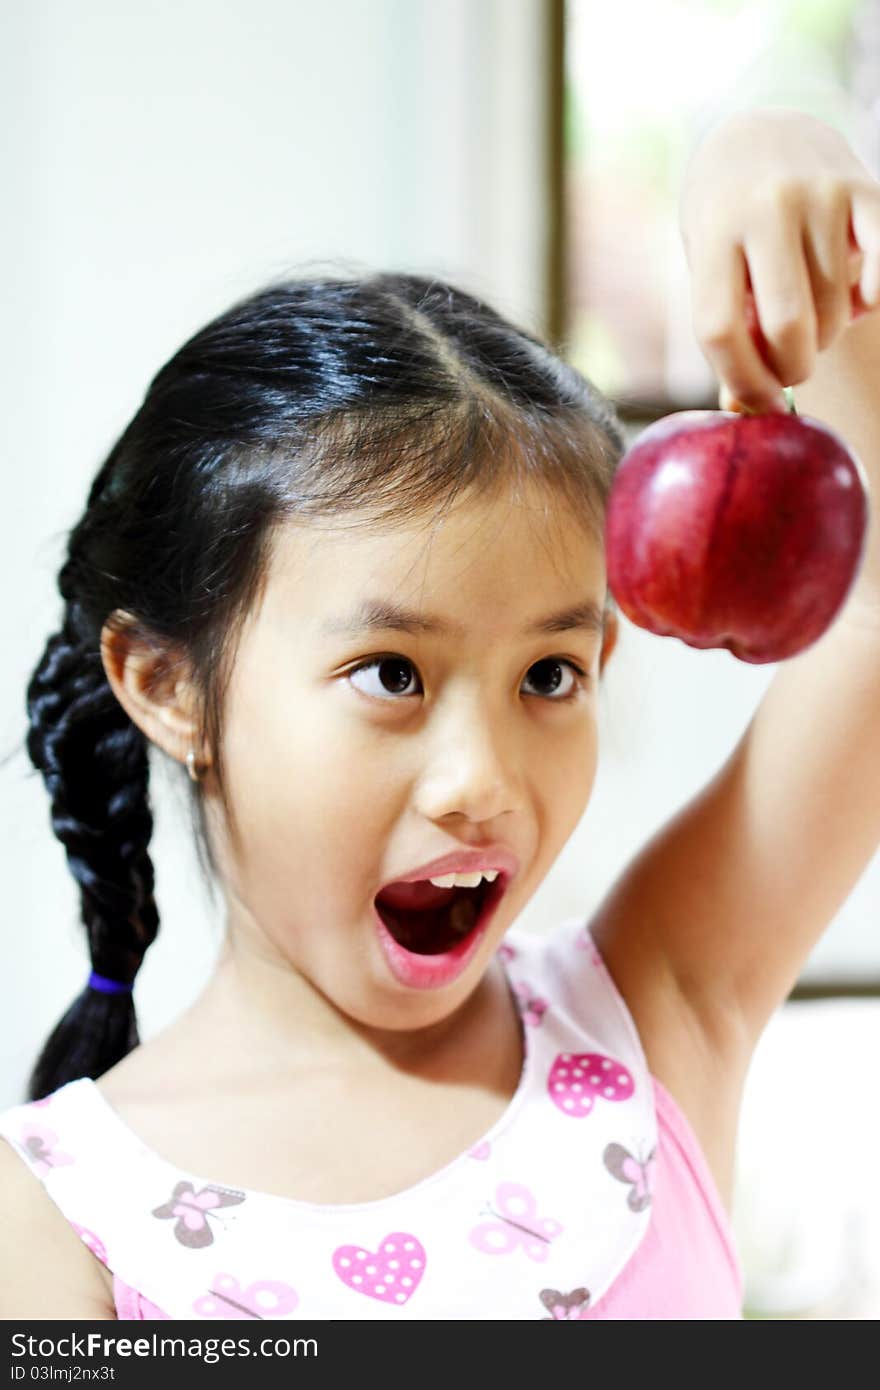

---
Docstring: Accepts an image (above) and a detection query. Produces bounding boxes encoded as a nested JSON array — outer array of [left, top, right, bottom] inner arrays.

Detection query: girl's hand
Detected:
[[679, 107, 880, 413]]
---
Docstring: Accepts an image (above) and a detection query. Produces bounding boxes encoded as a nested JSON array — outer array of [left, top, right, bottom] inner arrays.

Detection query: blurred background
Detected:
[[2, 0, 879, 1318]]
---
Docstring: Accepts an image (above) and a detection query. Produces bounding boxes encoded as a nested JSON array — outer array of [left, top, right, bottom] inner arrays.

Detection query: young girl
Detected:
[[2, 106, 880, 1322]]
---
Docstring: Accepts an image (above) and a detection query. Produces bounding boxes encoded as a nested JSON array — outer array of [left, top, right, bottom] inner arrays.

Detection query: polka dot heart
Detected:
[[332, 1232, 426, 1305], [547, 1052, 634, 1117]]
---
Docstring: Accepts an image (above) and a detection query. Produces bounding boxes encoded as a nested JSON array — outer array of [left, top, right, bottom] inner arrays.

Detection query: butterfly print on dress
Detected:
[[469, 1182, 563, 1263], [152, 1181, 246, 1249], [18, 1123, 74, 1177], [539, 1286, 592, 1320], [193, 1273, 299, 1319], [512, 980, 548, 1028], [603, 1143, 656, 1212]]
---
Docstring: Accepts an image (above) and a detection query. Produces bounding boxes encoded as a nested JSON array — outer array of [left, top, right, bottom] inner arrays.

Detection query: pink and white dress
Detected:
[[0, 919, 742, 1320]]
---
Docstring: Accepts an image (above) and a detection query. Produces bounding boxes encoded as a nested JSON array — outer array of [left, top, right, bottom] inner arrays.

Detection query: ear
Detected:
[[599, 607, 619, 675], [100, 611, 209, 774]]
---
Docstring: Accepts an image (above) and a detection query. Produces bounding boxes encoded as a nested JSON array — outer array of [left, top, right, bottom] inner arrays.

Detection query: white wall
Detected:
[[2, 0, 877, 1111], [0, 0, 550, 1105]]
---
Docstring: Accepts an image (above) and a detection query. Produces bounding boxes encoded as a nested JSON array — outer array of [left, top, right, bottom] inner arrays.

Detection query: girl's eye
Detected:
[[521, 658, 588, 700], [347, 656, 422, 700], [345, 655, 588, 703]]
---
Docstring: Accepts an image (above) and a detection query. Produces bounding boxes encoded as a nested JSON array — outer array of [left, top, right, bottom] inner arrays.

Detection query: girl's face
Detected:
[[207, 481, 611, 1035]]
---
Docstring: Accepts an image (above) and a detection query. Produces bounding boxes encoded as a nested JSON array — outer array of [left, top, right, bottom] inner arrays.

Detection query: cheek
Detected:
[[226, 668, 364, 805], [220, 684, 394, 897], [542, 721, 599, 825]]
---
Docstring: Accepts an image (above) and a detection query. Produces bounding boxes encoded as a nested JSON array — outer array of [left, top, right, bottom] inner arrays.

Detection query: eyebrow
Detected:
[[319, 597, 607, 640]]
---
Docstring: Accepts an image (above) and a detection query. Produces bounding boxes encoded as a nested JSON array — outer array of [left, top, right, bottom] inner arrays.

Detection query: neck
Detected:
[[185, 920, 510, 1083]]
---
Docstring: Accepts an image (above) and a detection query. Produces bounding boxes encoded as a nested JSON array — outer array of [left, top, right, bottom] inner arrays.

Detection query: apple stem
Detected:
[[784, 386, 798, 416]]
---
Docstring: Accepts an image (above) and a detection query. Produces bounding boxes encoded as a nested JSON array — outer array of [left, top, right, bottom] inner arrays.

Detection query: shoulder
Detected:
[[0, 1136, 116, 1319]]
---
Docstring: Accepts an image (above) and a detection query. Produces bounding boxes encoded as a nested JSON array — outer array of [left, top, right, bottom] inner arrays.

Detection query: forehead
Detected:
[[262, 485, 607, 640]]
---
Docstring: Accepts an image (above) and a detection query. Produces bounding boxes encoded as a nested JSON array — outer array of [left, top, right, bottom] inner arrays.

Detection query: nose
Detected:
[[413, 697, 524, 825]]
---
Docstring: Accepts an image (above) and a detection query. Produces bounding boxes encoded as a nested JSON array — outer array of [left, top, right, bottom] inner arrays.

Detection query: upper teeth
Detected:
[[426, 870, 500, 889]]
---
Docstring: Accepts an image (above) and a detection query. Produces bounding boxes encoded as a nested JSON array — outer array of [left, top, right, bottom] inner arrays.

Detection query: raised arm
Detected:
[[592, 111, 880, 1143]]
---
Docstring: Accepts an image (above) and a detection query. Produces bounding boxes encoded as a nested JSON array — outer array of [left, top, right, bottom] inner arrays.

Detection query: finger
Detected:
[[744, 217, 818, 386], [850, 283, 874, 319], [847, 240, 868, 317], [802, 185, 852, 350], [691, 243, 787, 412], [851, 190, 880, 308], [719, 380, 787, 415]]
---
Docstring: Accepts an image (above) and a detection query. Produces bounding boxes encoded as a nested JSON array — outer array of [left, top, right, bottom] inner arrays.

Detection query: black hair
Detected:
[[23, 271, 625, 1101]]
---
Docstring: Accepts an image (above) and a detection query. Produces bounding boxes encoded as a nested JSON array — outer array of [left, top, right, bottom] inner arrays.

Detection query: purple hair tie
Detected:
[[88, 971, 133, 995]]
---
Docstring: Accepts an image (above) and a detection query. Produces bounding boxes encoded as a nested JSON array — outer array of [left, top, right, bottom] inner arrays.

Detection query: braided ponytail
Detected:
[[25, 598, 159, 1099]]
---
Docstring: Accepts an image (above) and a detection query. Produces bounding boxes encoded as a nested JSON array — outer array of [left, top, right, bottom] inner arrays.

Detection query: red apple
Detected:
[[604, 409, 870, 662]]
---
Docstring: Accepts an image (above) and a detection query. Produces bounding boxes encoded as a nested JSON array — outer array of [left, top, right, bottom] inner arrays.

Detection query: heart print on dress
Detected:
[[547, 1052, 634, 1117], [332, 1232, 426, 1305]]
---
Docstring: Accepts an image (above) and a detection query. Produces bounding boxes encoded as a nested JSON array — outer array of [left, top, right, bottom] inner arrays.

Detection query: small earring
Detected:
[[185, 749, 206, 783]]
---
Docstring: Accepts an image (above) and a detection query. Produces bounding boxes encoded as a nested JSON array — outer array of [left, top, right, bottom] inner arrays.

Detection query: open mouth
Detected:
[[373, 874, 505, 956]]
